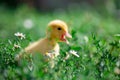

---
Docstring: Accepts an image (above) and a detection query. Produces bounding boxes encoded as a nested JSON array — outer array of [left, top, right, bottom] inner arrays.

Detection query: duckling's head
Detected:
[[47, 20, 72, 44]]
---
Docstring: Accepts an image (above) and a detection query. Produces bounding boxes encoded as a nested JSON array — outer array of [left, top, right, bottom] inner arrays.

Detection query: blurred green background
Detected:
[[0, 0, 120, 80], [0, 0, 120, 40]]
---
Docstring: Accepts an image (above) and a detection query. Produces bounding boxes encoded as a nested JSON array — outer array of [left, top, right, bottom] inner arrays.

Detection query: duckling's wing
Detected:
[[25, 39, 43, 53]]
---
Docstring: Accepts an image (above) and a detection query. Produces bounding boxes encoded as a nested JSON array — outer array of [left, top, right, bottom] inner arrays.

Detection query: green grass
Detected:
[[0, 6, 120, 80]]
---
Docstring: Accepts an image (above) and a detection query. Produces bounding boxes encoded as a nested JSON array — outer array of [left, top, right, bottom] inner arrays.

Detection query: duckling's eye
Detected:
[[57, 27, 62, 30]]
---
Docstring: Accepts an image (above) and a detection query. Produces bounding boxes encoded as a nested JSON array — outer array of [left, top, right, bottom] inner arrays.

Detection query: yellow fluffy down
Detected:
[[15, 20, 72, 61]]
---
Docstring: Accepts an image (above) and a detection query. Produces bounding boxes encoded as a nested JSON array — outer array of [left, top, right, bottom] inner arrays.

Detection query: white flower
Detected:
[[46, 52, 55, 59], [46, 52, 52, 58], [14, 44, 21, 48], [12, 44, 21, 51], [14, 32, 25, 40], [84, 36, 89, 43], [69, 50, 79, 57], [23, 19, 33, 29]]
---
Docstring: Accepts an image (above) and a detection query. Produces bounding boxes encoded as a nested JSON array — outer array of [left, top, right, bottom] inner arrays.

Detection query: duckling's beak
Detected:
[[65, 32, 72, 39], [60, 32, 72, 44], [65, 32, 72, 44]]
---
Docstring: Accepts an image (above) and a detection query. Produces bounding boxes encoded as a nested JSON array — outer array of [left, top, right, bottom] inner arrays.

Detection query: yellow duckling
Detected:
[[16, 20, 72, 61]]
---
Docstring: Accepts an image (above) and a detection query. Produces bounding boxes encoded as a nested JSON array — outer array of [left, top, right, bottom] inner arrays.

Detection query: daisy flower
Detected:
[[46, 52, 55, 59], [12, 44, 21, 51], [69, 50, 79, 57], [14, 32, 26, 40], [14, 44, 21, 48]]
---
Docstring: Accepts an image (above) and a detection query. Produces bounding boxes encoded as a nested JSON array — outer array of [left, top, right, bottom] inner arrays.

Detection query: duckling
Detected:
[[16, 20, 72, 61]]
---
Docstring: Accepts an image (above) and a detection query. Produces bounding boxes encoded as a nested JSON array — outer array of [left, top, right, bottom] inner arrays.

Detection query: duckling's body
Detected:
[[16, 20, 72, 61], [25, 37, 59, 57]]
